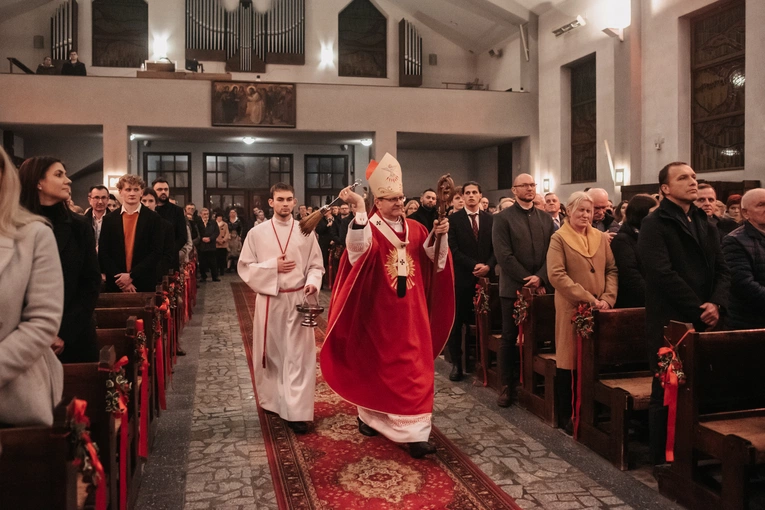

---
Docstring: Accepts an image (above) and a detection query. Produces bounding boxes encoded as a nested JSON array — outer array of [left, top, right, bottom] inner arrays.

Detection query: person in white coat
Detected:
[[0, 147, 65, 426], [238, 182, 324, 434]]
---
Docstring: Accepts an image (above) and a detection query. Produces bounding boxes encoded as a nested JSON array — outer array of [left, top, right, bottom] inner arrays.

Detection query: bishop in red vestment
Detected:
[[321, 153, 455, 459]]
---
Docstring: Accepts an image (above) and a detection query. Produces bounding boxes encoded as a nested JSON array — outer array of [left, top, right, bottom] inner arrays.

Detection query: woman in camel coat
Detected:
[[547, 191, 618, 433]]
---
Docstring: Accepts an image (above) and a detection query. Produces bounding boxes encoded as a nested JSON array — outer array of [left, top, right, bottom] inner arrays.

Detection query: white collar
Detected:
[[121, 203, 142, 215]]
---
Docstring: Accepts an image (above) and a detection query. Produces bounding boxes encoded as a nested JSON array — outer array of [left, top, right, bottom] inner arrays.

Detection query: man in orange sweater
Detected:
[[98, 174, 163, 292]]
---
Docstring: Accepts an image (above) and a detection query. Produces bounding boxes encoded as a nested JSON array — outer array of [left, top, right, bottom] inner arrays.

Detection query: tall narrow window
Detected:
[[691, 1, 745, 172], [338, 0, 387, 78], [144, 153, 191, 206], [570, 56, 596, 183], [305, 155, 348, 208]]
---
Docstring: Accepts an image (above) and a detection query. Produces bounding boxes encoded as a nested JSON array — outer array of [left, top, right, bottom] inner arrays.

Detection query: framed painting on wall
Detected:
[[211, 81, 296, 128]]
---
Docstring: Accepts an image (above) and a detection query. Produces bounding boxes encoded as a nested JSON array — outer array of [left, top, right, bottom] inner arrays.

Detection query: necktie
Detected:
[[470, 213, 479, 240]]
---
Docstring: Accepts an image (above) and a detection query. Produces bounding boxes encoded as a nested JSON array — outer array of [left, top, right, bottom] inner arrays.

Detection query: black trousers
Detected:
[[498, 297, 520, 388], [446, 288, 475, 366], [216, 248, 228, 274], [199, 251, 218, 280]]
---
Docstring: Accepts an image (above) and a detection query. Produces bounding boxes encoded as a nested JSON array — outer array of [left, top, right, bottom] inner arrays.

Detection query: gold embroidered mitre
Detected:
[[365, 152, 403, 198]]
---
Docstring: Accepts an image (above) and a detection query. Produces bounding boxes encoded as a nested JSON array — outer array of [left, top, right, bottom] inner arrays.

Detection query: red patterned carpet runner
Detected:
[[231, 282, 521, 510]]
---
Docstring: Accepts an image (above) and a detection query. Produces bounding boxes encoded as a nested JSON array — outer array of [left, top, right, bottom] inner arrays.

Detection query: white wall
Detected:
[[0, 0, 478, 87], [476, 33, 522, 92]]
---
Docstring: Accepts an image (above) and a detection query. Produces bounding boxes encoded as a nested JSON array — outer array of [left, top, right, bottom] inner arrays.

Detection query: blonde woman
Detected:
[[0, 147, 65, 426], [547, 191, 618, 435], [404, 199, 420, 217]]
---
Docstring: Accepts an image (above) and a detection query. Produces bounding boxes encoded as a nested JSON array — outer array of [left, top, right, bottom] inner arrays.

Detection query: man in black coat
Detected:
[[153, 178, 187, 271], [492, 173, 555, 407], [721, 188, 765, 329], [409, 189, 438, 231], [98, 175, 164, 293], [61, 50, 87, 76], [695, 183, 739, 239], [198, 207, 220, 281], [638, 162, 730, 466], [447, 182, 496, 381], [329, 203, 354, 248]]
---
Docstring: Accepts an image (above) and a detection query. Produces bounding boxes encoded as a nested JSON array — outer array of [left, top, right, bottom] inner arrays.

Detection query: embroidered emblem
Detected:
[[386, 249, 415, 290]]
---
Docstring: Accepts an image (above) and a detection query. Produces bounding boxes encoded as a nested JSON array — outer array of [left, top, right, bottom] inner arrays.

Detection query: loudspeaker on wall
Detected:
[[33, 35, 44, 49]]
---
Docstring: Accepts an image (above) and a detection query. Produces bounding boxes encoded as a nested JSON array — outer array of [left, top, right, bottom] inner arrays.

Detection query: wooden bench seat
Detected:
[[578, 307, 649, 470], [658, 322, 765, 510], [517, 288, 557, 427]]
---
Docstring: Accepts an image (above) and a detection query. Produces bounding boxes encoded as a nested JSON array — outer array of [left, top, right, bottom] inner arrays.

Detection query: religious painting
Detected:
[[338, 0, 387, 78], [211, 82, 297, 128], [92, 0, 148, 68]]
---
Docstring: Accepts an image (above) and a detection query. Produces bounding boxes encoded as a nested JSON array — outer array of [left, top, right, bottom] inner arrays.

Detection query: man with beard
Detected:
[[238, 183, 324, 434], [409, 188, 438, 231], [152, 178, 187, 272]]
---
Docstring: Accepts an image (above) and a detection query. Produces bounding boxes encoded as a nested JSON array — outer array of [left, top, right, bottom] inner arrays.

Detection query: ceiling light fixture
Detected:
[[360, 139, 373, 147], [553, 15, 586, 37], [243, 136, 256, 145]]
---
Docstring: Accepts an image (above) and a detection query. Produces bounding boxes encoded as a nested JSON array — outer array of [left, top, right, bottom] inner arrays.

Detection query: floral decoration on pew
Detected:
[[473, 283, 491, 386], [103, 357, 132, 510], [513, 291, 529, 384], [473, 283, 490, 315], [67, 398, 107, 510], [656, 330, 690, 462], [656, 346, 686, 386], [570, 302, 595, 440]]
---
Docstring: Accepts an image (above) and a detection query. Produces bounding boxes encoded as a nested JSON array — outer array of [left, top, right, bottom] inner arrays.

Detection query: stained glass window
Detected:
[[570, 56, 597, 183]]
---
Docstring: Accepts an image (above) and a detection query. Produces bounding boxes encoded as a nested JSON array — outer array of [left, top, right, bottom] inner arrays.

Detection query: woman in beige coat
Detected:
[[0, 148, 64, 426], [547, 191, 618, 434]]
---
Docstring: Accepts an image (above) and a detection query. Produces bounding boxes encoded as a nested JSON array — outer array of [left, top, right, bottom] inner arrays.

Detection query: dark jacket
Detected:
[[36, 65, 56, 75], [155, 202, 187, 270], [158, 218, 176, 280], [98, 206, 164, 292], [594, 213, 617, 233], [198, 219, 219, 252], [409, 205, 438, 232], [315, 216, 334, 258], [228, 218, 243, 237], [611, 223, 645, 308], [492, 201, 555, 298], [448, 208, 496, 292], [721, 222, 765, 329], [330, 214, 354, 247], [41, 205, 100, 363], [638, 199, 730, 364], [61, 61, 86, 76], [710, 214, 739, 239]]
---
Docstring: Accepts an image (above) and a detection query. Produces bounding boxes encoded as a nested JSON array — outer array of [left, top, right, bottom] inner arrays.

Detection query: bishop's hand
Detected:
[[339, 186, 365, 213], [433, 218, 449, 235]]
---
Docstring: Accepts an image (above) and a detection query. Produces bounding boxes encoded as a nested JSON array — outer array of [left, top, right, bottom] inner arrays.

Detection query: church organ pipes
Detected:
[[399, 19, 423, 87], [50, 0, 78, 61]]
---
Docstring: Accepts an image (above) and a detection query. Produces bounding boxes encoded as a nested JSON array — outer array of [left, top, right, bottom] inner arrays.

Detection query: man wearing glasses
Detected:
[[321, 153, 454, 459], [85, 185, 110, 250], [492, 173, 554, 407]]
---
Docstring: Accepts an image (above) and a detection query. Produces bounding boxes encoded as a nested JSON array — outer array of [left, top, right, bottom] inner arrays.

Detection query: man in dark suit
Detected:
[[638, 162, 729, 466], [329, 202, 354, 248], [409, 188, 438, 231], [492, 173, 555, 407], [153, 177, 188, 272], [84, 185, 109, 249], [61, 50, 87, 76], [98, 175, 163, 293], [447, 181, 496, 381]]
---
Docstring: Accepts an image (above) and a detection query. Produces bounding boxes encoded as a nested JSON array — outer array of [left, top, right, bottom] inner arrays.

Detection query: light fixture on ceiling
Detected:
[[553, 15, 586, 37], [360, 139, 373, 147], [243, 136, 256, 145], [615, 168, 625, 186], [543, 178, 550, 193], [129, 134, 136, 141]]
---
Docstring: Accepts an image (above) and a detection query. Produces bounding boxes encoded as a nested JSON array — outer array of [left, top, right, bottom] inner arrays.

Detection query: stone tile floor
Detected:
[[135, 273, 683, 509]]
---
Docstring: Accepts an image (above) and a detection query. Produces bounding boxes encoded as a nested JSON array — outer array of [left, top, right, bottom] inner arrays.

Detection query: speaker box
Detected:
[[33, 35, 44, 49], [429, 54, 437, 66]]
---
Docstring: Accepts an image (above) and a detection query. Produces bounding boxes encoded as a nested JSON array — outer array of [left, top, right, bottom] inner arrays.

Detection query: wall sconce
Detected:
[[107, 176, 121, 189], [360, 139, 373, 147], [602, 27, 623, 42], [615, 168, 625, 186], [320, 45, 334, 66], [152, 35, 168, 60], [242, 136, 256, 145], [543, 178, 550, 193]]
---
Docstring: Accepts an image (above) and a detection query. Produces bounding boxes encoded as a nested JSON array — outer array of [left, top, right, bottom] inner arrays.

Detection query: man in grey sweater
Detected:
[[492, 173, 555, 407]]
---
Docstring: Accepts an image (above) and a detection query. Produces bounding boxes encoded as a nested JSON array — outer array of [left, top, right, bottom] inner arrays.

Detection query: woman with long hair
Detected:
[[0, 148, 65, 425], [19, 156, 101, 363], [546, 191, 618, 434], [404, 199, 420, 217]]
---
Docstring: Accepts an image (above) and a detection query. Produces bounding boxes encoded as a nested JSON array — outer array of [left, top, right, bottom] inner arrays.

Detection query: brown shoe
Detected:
[[497, 385, 512, 407]]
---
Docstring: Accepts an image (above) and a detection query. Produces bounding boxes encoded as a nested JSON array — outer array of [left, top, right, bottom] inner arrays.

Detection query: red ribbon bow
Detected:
[[657, 330, 690, 462], [67, 399, 107, 510]]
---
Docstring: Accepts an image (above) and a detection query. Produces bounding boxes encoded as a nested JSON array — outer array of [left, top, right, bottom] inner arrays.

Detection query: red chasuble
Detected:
[[321, 217, 455, 416]]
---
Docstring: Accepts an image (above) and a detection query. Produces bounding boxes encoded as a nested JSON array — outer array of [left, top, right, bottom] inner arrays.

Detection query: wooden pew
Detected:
[[578, 307, 650, 470], [474, 277, 503, 392], [62, 346, 118, 510], [517, 288, 558, 427], [657, 322, 765, 510], [0, 425, 78, 510], [95, 320, 143, 509]]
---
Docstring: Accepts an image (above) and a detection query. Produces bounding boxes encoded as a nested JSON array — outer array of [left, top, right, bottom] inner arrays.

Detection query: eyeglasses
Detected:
[[89, 196, 109, 201], [381, 196, 406, 203], [513, 183, 537, 189]]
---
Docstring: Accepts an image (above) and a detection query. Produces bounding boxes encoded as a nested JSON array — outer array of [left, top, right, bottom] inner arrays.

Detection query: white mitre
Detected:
[[366, 152, 403, 198]]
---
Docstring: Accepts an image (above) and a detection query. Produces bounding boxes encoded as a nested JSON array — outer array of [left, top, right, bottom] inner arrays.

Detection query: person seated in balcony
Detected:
[[36, 56, 56, 75]]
